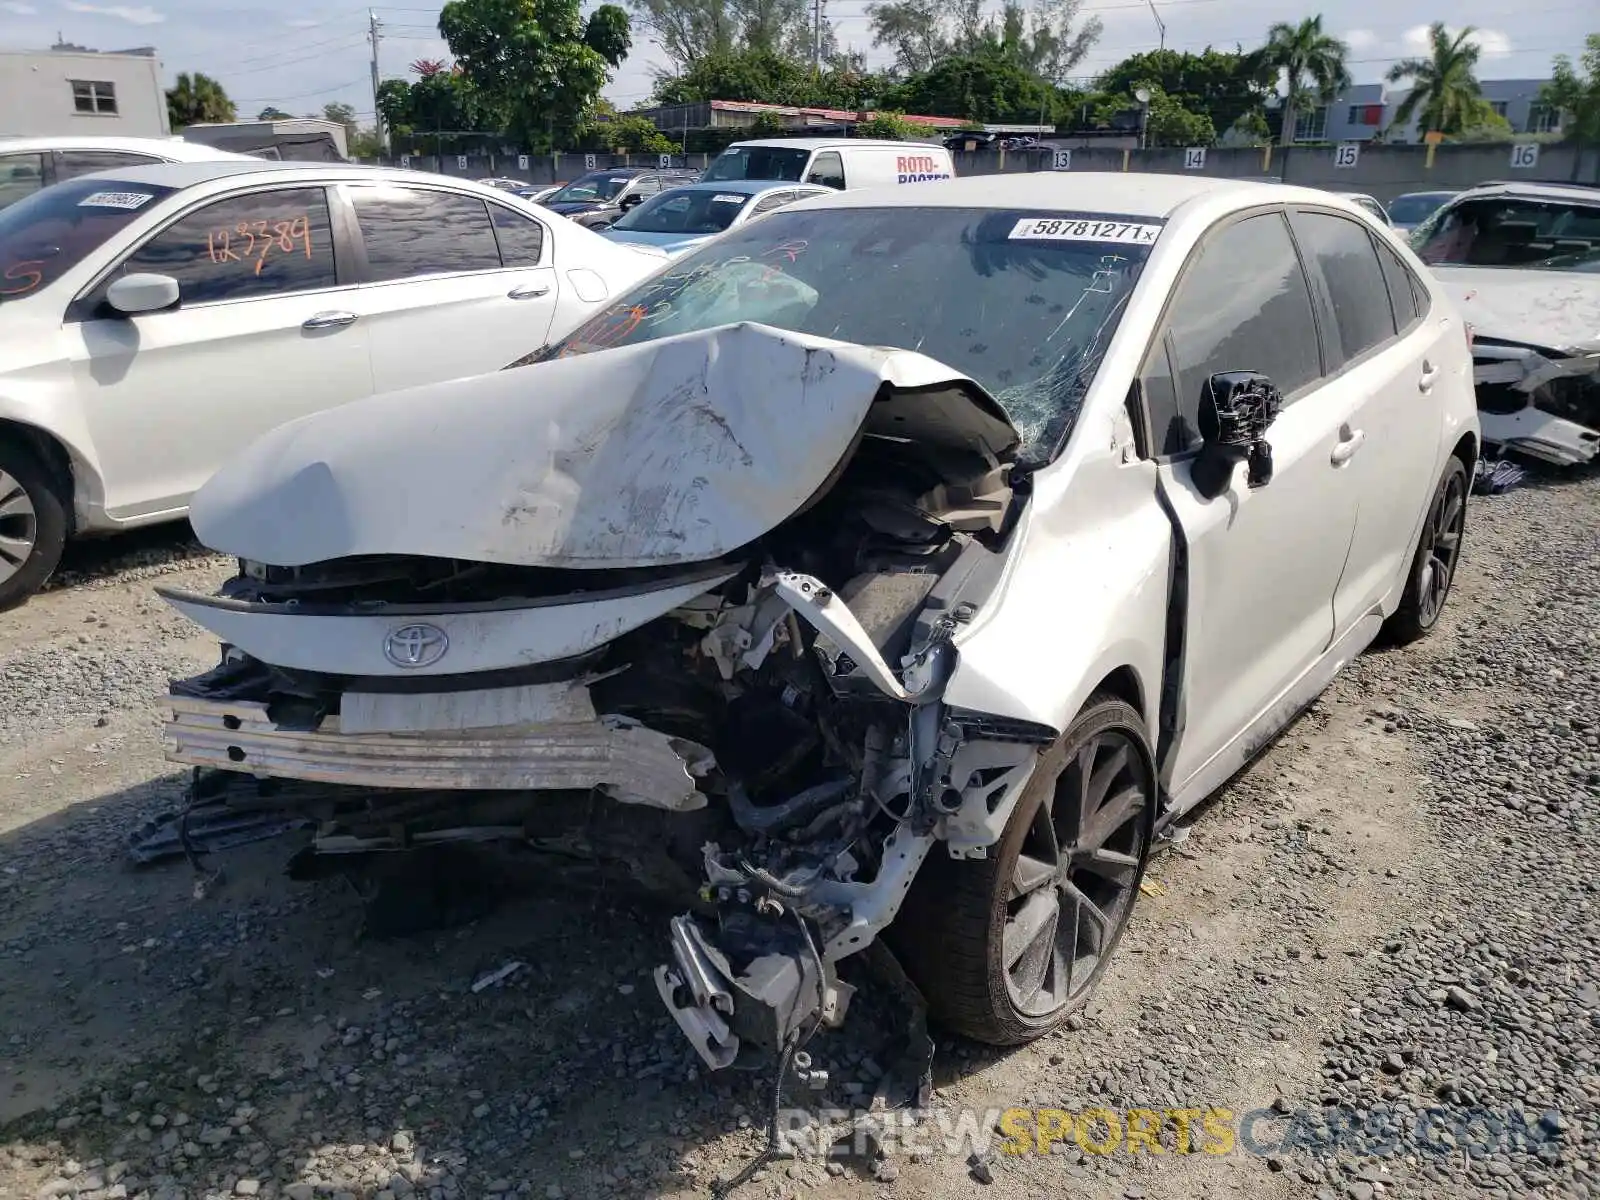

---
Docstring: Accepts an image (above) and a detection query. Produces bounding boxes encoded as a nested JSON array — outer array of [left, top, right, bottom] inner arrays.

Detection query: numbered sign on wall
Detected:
[[1510, 142, 1540, 169], [1183, 147, 1206, 170], [517, 154, 530, 170], [399, 154, 411, 169], [658, 154, 673, 169], [456, 155, 468, 170], [583, 153, 597, 170], [1051, 149, 1072, 171], [1333, 142, 1360, 169]]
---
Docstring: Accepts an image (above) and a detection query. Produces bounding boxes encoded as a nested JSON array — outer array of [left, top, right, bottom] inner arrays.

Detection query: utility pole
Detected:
[[1146, 0, 1165, 52], [811, 0, 823, 73], [368, 8, 386, 154]]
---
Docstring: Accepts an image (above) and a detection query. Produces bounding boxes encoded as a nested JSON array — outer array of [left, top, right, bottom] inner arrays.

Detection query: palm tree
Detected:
[[167, 72, 236, 129], [1261, 16, 1351, 146], [1386, 23, 1489, 137]]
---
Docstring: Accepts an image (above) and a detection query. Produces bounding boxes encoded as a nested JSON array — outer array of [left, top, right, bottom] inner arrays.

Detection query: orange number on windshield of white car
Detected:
[[0, 259, 45, 296], [206, 214, 313, 275]]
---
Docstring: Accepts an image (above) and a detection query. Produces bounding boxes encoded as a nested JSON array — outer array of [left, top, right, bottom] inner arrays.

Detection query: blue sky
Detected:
[[0, 0, 1591, 126]]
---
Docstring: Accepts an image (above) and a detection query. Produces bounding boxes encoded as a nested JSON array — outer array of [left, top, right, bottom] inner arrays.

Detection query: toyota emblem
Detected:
[[383, 623, 449, 669]]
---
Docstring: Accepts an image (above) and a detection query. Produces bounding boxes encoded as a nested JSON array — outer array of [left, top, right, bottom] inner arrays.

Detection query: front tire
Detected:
[[0, 439, 69, 612], [1382, 455, 1468, 646], [895, 694, 1157, 1045]]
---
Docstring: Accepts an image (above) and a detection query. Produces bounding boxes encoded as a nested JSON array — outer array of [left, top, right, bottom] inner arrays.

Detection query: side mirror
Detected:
[[106, 273, 180, 316], [619, 193, 643, 210], [1191, 371, 1283, 500]]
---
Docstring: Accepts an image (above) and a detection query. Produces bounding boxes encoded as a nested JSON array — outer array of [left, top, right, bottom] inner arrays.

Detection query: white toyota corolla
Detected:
[[0, 159, 664, 607], [153, 174, 1478, 1070]]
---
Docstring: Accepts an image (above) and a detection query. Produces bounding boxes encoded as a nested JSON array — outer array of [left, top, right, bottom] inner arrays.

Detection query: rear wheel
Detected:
[[1382, 455, 1468, 645], [0, 440, 68, 612], [895, 694, 1157, 1045]]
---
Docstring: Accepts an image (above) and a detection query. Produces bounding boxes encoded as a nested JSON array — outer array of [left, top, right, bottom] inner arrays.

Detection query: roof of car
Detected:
[[0, 134, 252, 160], [62, 159, 553, 196], [1451, 180, 1600, 204], [657, 179, 826, 197], [723, 138, 936, 151], [781, 172, 1335, 219]]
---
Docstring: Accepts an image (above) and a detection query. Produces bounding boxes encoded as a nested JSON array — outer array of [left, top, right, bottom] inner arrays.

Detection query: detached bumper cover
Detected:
[[163, 695, 714, 809]]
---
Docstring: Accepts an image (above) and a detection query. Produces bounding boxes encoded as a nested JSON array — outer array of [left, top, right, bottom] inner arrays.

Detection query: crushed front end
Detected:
[[154, 325, 1055, 1073], [1472, 337, 1600, 466]]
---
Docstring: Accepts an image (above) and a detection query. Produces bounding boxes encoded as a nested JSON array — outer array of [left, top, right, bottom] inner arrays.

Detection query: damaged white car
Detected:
[[153, 176, 1479, 1074], [1412, 180, 1600, 465]]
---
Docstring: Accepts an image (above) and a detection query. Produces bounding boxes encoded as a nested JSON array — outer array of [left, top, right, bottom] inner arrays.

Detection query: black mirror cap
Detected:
[[1193, 371, 1283, 497]]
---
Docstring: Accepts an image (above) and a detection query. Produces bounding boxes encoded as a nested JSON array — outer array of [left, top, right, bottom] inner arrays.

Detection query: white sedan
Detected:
[[0, 159, 664, 607], [0, 135, 253, 210], [157, 174, 1477, 1067]]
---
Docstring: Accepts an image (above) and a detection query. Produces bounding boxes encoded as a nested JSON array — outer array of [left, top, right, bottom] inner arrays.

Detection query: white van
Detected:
[[699, 138, 956, 191]]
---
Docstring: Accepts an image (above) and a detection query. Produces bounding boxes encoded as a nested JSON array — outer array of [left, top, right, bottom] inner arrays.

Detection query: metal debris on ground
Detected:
[[1473, 457, 1528, 496], [470, 961, 527, 993]]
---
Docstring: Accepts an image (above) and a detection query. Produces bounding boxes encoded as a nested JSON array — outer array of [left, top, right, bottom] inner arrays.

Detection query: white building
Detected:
[[0, 44, 169, 138]]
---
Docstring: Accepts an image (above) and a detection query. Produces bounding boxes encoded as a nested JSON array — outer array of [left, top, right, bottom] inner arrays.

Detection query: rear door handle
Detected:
[[302, 310, 358, 330], [508, 284, 550, 300], [1330, 424, 1367, 466], [1419, 360, 1440, 391]]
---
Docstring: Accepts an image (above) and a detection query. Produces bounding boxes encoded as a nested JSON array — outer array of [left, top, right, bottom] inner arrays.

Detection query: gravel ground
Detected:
[[0, 473, 1596, 1200]]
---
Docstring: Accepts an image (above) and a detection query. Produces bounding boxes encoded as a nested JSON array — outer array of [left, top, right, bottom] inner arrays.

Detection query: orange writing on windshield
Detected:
[[207, 215, 313, 275], [0, 260, 45, 297]]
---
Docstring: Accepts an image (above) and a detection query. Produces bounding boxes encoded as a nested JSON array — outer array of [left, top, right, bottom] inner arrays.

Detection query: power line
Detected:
[[223, 39, 372, 78], [235, 77, 371, 104]]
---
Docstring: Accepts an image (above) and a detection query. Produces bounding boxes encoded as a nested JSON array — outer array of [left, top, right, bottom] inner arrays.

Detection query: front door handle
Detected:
[[1418, 359, 1440, 392], [1330, 424, 1367, 466], [508, 284, 550, 300], [302, 310, 358, 331]]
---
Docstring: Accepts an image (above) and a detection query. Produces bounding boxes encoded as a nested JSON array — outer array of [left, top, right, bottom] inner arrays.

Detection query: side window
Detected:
[[489, 204, 544, 266], [1158, 211, 1323, 454], [633, 176, 662, 198], [1139, 336, 1183, 457], [1374, 238, 1420, 331], [805, 151, 845, 190], [350, 186, 502, 281], [0, 152, 46, 210], [54, 150, 161, 183], [1288, 210, 1397, 368], [749, 190, 794, 218], [109, 187, 337, 306]]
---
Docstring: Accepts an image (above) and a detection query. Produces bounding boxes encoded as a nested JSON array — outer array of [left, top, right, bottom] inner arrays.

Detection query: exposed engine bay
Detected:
[[152, 327, 1063, 1078]]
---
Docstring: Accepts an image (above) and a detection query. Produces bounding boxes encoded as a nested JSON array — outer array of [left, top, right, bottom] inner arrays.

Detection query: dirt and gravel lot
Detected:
[[1, 473, 1596, 1200]]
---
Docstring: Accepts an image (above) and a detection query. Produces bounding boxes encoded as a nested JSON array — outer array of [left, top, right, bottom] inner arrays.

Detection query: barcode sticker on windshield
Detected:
[[712, 193, 745, 203], [1009, 218, 1161, 245], [78, 191, 155, 210]]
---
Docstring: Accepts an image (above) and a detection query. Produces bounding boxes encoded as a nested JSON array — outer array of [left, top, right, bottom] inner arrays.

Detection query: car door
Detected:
[[1286, 208, 1448, 636], [337, 182, 560, 393], [1142, 208, 1360, 798], [64, 183, 371, 520]]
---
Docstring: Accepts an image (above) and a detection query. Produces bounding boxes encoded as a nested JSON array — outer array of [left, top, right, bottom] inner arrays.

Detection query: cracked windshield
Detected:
[[552, 206, 1152, 461]]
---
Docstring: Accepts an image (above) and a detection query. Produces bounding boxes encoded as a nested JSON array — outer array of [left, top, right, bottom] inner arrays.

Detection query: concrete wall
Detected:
[[0, 50, 168, 138], [367, 141, 1600, 202]]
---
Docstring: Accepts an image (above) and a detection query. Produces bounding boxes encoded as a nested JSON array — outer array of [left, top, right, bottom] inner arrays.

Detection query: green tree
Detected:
[[1541, 33, 1600, 147], [1385, 23, 1492, 138], [256, 106, 292, 120], [1097, 48, 1273, 140], [868, 0, 1099, 83], [602, 114, 678, 152], [884, 52, 1057, 123], [1260, 16, 1350, 146], [624, 0, 818, 73], [653, 48, 888, 109], [439, 0, 632, 150], [1094, 82, 1215, 145], [854, 110, 918, 138], [167, 72, 236, 129]]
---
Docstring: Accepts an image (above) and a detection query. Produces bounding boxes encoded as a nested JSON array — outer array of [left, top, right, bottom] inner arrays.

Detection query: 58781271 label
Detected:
[[1008, 217, 1161, 245]]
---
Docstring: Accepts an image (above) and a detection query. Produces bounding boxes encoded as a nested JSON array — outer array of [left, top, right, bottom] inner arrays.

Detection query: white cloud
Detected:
[[1342, 28, 1378, 52], [61, 1, 166, 24], [2, 1, 39, 12], [1401, 23, 1513, 57]]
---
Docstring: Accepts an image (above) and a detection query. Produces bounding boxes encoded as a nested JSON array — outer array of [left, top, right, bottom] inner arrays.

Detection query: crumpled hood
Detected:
[[189, 322, 1019, 570], [1435, 265, 1600, 354]]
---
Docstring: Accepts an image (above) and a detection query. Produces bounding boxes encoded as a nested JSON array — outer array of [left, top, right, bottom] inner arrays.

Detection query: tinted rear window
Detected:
[[702, 146, 811, 183], [0, 177, 174, 301]]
